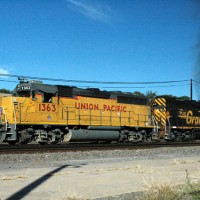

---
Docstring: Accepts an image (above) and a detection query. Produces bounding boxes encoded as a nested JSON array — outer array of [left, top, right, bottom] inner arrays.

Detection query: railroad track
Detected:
[[0, 141, 200, 154]]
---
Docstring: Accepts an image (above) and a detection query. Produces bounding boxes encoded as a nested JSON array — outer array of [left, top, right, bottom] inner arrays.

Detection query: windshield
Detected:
[[15, 91, 30, 97], [12, 83, 31, 97]]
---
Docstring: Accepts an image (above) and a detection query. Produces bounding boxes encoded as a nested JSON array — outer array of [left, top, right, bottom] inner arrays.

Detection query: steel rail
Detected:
[[0, 141, 200, 154]]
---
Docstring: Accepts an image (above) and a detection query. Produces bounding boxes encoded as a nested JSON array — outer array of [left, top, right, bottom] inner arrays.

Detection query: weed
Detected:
[[139, 181, 183, 200], [185, 169, 200, 200], [1, 175, 29, 181]]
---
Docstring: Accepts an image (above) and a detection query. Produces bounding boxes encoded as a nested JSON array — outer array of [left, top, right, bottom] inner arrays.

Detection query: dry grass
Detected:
[[50, 194, 89, 200], [0, 175, 29, 181], [184, 169, 200, 200], [57, 171, 200, 200], [60, 197, 87, 200], [170, 159, 196, 165], [139, 179, 183, 200], [50, 164, 149, 176], [131, 164, 146, 174], [138, 170, 200, 200]]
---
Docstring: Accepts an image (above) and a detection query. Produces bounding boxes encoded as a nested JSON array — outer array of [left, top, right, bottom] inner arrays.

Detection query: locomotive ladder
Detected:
[[0, 106, 8, 131]]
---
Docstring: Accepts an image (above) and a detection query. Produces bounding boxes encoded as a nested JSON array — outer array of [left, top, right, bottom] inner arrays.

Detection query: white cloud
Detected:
[[65, 0, 112, 23], [0, 67, 10, 78]]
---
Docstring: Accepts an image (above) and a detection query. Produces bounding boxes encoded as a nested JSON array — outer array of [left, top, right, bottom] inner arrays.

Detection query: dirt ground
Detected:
[[0, 155, 200, 200]]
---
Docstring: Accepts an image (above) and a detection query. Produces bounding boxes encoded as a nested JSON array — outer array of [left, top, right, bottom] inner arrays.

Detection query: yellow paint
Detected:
[[0, 95, 152, 128]]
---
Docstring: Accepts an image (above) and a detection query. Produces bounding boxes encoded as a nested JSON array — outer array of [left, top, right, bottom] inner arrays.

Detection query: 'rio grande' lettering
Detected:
[[186, 110, 200, 125]]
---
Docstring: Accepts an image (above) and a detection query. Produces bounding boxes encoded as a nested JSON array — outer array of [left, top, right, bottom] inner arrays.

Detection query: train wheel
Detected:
[[38, 142, 48, 145], [7, 141, 17, 145], [104, 141, 112, 144], [18, 129, 34, 144], [48, 129, 63, 144]]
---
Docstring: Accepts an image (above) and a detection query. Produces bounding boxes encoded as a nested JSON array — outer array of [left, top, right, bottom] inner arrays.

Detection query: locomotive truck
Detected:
[[0, 79, 199, 145]]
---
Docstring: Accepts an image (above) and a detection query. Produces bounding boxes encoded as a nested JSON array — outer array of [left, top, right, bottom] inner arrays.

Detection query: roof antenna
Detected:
[[18, 77, 27, 83]]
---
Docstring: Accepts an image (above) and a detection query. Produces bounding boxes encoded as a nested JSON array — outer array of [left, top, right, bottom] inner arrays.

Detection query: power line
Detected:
[[0, 79, 18, 83], [193, 83, 200, 87], [0, 73, 190, 85], [0, 78, 190, 90], [193, 80, 200, 84], [100, 84, 190, 89]]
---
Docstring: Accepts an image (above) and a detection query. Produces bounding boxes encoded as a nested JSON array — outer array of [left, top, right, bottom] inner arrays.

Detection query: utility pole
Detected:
[[190, 79, 193, 101]]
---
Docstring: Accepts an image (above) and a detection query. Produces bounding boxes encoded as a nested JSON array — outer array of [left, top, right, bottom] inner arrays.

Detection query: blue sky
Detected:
[[0, 0, 200, 99]]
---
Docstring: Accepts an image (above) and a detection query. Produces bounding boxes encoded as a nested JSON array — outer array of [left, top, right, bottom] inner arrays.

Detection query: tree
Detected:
[[178, 96, 190, 101], [146, 91, 157, 103], [132, 91, 145, 97], [0, 89, 11, 94]]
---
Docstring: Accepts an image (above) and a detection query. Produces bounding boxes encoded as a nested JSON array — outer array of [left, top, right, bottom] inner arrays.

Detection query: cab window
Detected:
[[17, 91, 30, 97], [43, 93, 53, 103]]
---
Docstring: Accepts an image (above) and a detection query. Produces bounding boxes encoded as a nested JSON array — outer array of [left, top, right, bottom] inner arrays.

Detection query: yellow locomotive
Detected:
[[0, 79, 154, 144]]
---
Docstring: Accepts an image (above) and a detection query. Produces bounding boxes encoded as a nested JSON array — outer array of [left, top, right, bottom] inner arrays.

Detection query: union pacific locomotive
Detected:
[[0, 79, 199, 145]]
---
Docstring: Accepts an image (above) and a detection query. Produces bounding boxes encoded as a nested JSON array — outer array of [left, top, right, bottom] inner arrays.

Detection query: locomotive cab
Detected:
[[0, 79, 62, 144], [13, 79, 57, 103]]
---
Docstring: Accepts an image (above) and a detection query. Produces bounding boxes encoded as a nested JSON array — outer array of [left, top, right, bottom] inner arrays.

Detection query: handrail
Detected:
[[13, 103, 17, 130], [64, 106, 150, 127], [151, 115, 159, 132]]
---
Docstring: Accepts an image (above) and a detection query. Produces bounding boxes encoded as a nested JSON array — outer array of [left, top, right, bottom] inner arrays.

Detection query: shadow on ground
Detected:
[[6, 164, 86, 200]]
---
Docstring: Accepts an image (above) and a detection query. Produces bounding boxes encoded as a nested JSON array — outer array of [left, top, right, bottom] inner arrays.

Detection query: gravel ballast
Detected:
[[0, 146, 200, 168]]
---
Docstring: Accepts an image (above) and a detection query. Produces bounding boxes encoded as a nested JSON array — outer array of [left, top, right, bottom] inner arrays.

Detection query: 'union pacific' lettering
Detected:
[[75, 102, 126, 112], [103, 105, 126, 112], [75, 102, 99, 110], [186, 110, 200, 125]]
